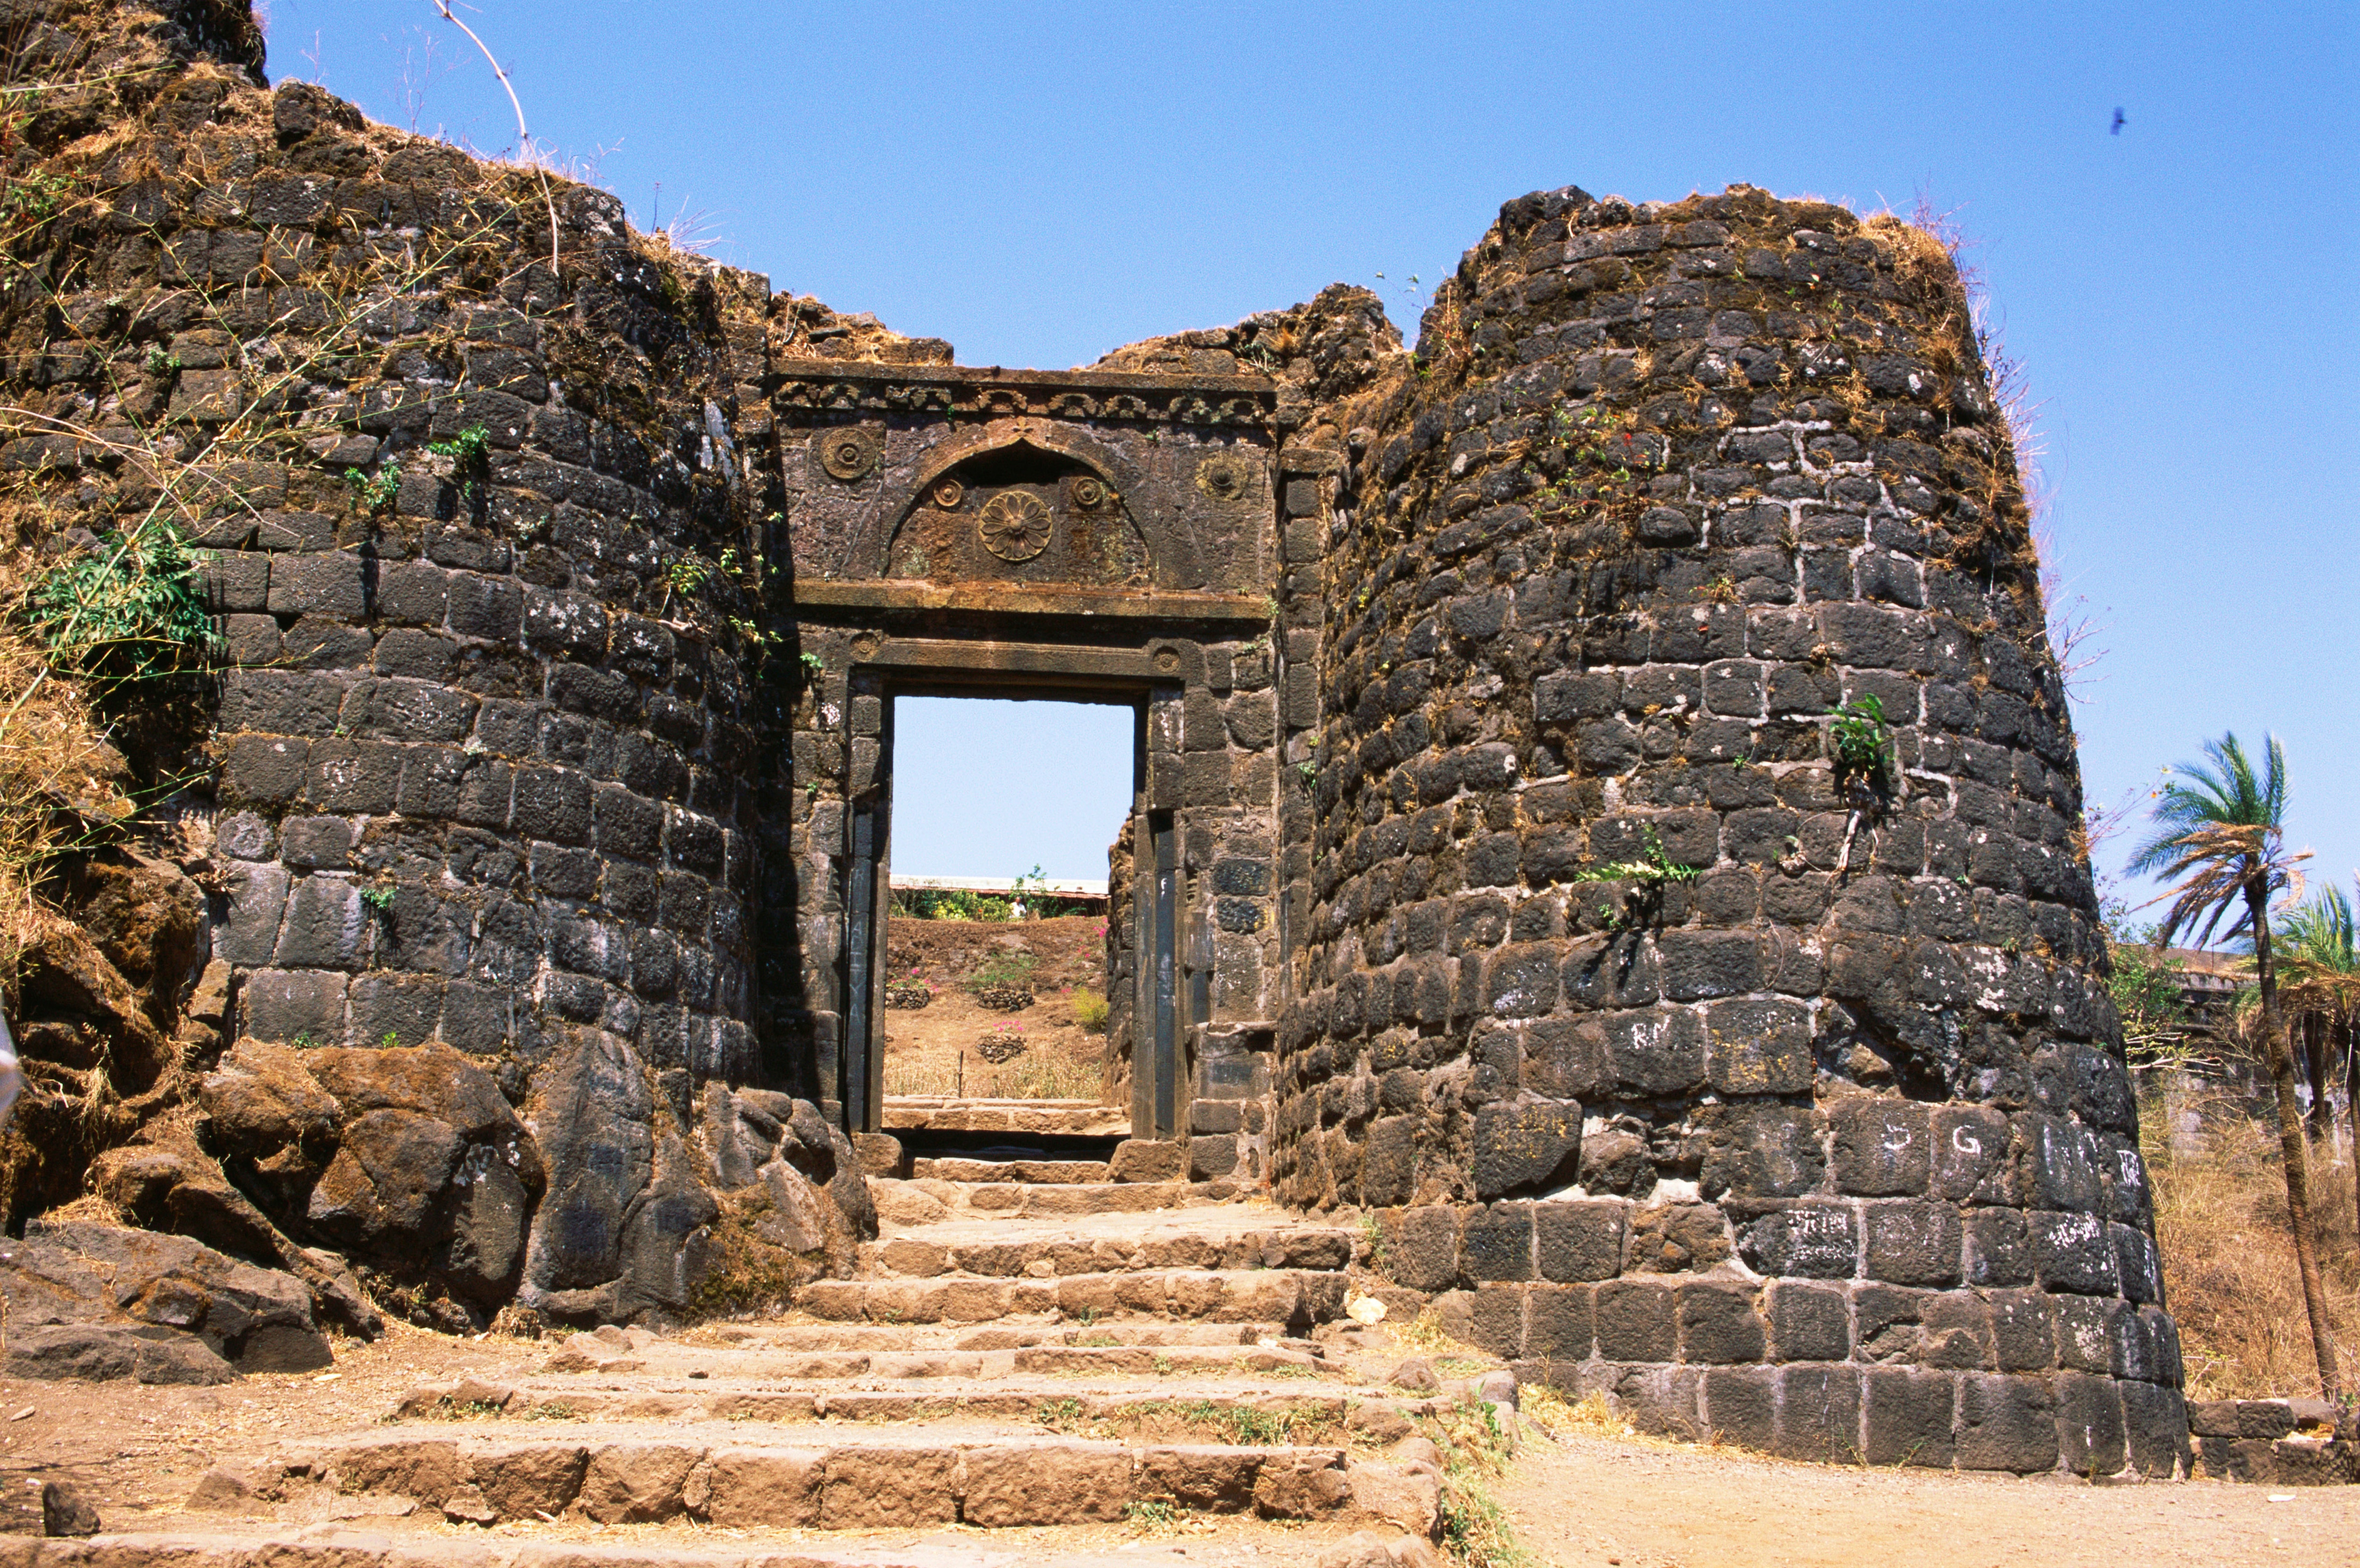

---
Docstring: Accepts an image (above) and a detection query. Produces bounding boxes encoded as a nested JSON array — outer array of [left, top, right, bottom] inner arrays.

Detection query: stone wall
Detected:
[[1275, 185, 2185, 1475], [0, 0, 884, 1325]]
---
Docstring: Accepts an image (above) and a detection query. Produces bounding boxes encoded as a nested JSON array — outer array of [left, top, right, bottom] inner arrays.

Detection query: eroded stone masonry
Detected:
[[0, 0, 2184, 1477]]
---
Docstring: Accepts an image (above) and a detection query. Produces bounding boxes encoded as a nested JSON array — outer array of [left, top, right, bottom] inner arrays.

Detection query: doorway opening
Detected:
[[871, 694, 1139, 1119]]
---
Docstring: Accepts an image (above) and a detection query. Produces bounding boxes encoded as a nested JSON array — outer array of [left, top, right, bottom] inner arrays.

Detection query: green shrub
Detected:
[[966, 949, 1038, 992], [20, 520, 214, 695], [1071, 987, 1110, 1034]]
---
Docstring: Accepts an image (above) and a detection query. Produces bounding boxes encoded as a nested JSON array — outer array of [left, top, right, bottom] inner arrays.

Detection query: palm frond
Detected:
[[2128, 732, 2308, 956]]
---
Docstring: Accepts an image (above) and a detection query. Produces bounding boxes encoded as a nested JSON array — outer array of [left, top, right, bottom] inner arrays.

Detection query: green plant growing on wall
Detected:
[[1828, 694, 1897, 797], [20, 519, 214, 697], [1568, 826, 1699, 886], [1827, 694, 1901, 878], [344, 460, 402, 515], [427, 423, 491, 468], [1568, 826, 1697, 934], [428, 423, 492, 505]]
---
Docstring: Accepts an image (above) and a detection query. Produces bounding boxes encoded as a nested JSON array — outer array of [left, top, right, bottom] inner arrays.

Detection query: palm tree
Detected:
[[2279, 881, 2360, 1239], [2127, 733, 2335, 1398]]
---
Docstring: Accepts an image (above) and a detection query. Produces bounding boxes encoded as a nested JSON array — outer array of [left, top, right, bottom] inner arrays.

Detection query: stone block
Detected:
[[1627, 1203, 1730, 1273], [1385, 1206, 1463, 1293], [1433, 1285, 1523, 1359], [1954, 1374, 2057, 1474], [222, 735, 309, 804], [2056, 1372, 2128, 1477], [1862, 1200, 1962, 1286], [307, 740, 401, 813], [962, 1442, 1131, 1525], [1861, 1367, 1955, 1468], [2029, 1210, 2120, 1296], [1472, 1098, 1581, 1198], [579, 1443, 700, 1522], [1342, 1462, 1440, 1538], [1963, 1207, 2033, 1287], [1524, 1283, 1594, 1363], [1189, 1135, 1239, 1180], [239, 968, 346, 1043], [467, 1443, 588, 1521], [1676, 1281, 1764, 1364], [1657, 929, 1760, 1001], [1138, 1446, 1260, 1511], [1772, 1364, 1863, 1463], [1766, 1281, 1849, 1362], [1701, 996, 1812, 1094], [1701, 1366, 1776, 1450], [701, 1447, 821, 1528], [1734, 1203, 1857, 1279], [1252, 1450, 1352, 1519], [1697, 1102, 1823, 1199], [1462, 1203, 1535, 1281], [818, 1445, 958, 1526], [1601, 1007, 1705, 1095], [1829, 1095, 1930, 1196], [2119, 1382, 2191, 1479], [1534, 1199, 1626, 1282], [1594, 1279, 1675, 1363]]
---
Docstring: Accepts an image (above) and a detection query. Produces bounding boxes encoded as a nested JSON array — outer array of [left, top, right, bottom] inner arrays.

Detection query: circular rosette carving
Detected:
[[1068, 475, 1111, 512], [814, 426, 880, 481], [932, 479, 965, 509], [977, 491, 1054, 561], [1195, 452, 1256, 503]]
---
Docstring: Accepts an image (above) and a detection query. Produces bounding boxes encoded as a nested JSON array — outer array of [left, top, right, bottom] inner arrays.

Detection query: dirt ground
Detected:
[[881, 915, 1110, 1101], [1497, 1432, 2360, 1568]]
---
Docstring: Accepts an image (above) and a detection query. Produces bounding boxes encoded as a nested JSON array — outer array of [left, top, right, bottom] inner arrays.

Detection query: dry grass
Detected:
[[0, 585, 130, 989], [2146, 1107, 2360, 1399], [882, 1045, 1101, 1101], [1520, 1385, 1636, 1443]]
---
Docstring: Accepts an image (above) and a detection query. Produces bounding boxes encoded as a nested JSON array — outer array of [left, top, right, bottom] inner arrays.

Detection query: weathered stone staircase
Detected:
[[26, 1132, 1477, 1568]]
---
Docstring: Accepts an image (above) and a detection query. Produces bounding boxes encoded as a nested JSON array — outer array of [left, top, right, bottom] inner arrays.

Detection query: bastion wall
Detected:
[[1273, 185, 2185, 1475]]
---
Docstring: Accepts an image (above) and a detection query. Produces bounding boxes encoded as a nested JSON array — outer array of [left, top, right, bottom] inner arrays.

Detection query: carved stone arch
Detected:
[[864, 420, 1203, 587]]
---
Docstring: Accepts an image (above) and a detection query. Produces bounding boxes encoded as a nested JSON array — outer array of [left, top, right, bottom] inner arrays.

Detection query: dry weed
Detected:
[[2146, 1109, 2360, 1398], [0, 590, 129, 989], [1519, 1385, 1635, 1443]]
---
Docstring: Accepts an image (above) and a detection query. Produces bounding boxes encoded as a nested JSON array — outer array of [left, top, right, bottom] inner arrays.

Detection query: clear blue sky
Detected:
[[267, 2, 2359, 919], [891, 699, 1133, 883]]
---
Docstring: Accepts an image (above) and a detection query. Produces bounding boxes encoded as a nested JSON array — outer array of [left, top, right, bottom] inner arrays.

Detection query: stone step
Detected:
[[398, 1376, 1397, 1428], [698, 1319, 1298, 1351], [28, 1528, 1443, 1568], [883, 1097, 1131, 1138], [1009, 1343, 1340, 1377], [532, 1340, 1334, 1387], [794, 1268, 1350, 1327], [909, 1155, 1113, 1183], [202, 1428, 1439, 1535], [866, 1224, 1356, 1279], [874, 1176, 1244, 1221]]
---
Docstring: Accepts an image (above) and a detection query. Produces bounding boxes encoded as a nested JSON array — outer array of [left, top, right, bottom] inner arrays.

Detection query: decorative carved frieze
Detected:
[[772, 360, 1275, 428]]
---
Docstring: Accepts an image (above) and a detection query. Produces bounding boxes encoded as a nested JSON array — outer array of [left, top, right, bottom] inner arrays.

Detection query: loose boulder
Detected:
[[0, 1219, 331, 1380], [196, 1038, 544, 1321]]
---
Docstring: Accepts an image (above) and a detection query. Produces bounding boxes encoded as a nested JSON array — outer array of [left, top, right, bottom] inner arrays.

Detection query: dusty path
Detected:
[[1499, 1433, 2360, 1568]]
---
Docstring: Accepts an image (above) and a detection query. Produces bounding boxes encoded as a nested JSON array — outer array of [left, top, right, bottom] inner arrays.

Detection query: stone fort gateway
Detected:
[[0, 0, 2199, 1492]]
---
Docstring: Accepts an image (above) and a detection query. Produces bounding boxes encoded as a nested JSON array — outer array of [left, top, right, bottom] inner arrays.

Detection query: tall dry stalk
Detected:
[[2147, 1098, 2359, 1399]]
